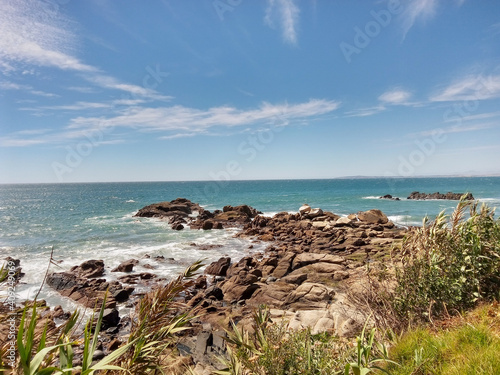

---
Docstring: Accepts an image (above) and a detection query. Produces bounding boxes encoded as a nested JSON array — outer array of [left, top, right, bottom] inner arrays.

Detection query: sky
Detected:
[[0, 0, 500, 183]]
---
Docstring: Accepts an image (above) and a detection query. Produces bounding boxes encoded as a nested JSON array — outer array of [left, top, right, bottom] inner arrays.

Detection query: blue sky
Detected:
[[1, 0, 499, 183]]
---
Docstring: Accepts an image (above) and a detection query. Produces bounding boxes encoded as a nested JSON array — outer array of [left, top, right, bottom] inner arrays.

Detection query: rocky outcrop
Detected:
[[407, 191, 474, 200], [379, 194, 400, 200], [183, 205, 406, 351], [46, 260, 150, 309], [135, 198, 261, 230], [134, 198, 203, 218]]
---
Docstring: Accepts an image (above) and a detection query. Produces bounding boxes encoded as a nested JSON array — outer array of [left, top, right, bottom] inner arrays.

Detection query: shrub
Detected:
[[393, 198, 500, 323]]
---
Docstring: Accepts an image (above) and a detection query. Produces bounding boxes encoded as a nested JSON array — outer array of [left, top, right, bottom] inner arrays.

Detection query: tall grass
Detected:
[[393, 198, 500, 324]]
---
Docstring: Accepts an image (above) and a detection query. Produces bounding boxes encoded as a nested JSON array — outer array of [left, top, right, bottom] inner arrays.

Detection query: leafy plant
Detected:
[[343, 323, 397, 375], [393, 198, 500, 323], [14, 295, 134, 375]]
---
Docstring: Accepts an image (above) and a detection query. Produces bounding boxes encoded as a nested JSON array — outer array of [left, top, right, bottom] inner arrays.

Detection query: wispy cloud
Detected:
[[399, 0, 467, 38], [443, 111, 500, 123], [265, 0, 300, 45], [0, 138, 46, 147], [344, 106, 386, 118], [159, 133, 200, 140], [0, 99, 340, 147], [67, 86, 99, 94], [400, 0, 438, 38], [0, 0, 171, 102], [68, 99, 340, 132], [418, 122, 498, 137], [378, 89, 413, 105], [344, 88, 414, 118], [0, 0, 96, 73], [33, 102, 111, 111], [430, 74, 500, 102], [0, 80, 58, 97], [84, 75, 173, 101]]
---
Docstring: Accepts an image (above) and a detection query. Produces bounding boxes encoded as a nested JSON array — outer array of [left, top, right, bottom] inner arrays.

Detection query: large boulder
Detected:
[[205, 257, 231, 277], [220, 271, 260, 302], [70, 259, 105, 278], [299, 204, 311, 215], [356, 209, 389, 224], [284, 283, 335, 309], [111, 259, 138, 273], [135, 198, 203, 218]]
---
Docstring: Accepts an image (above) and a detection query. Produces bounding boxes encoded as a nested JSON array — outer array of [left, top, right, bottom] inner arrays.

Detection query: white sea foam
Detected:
[[388, 215, 420, 225], [126, 199, 136, 203]]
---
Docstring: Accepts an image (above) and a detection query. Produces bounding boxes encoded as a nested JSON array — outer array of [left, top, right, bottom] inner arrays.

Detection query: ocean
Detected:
[[1, 177, 499, 310]]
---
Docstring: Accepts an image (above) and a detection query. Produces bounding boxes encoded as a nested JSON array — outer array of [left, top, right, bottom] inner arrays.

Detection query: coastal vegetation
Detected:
[[2, 198, 499, 374]]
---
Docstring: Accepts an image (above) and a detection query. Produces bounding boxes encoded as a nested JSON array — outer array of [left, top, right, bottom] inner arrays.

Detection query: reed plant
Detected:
[[393, 198, 500, 324]]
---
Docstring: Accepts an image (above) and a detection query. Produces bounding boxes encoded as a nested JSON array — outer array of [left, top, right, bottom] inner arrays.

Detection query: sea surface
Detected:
[[1, 177, 499, 310]]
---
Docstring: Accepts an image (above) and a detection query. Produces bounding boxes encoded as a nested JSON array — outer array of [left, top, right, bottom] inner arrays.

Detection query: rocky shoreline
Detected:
[[2, 198, 409, 373]]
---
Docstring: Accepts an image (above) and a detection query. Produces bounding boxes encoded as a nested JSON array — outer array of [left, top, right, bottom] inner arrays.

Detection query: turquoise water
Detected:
[[1, 177, 499, 307]]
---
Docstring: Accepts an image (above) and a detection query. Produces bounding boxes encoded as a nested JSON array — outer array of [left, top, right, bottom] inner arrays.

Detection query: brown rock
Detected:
[[356, 209, 389, 224], [205, 257, 231, 277], [272, 253, 295, 278], [284, 283, 335, 309], [292, 253, 344, 269], [247, 282, 296, 307], [111, 259, 138, 273]]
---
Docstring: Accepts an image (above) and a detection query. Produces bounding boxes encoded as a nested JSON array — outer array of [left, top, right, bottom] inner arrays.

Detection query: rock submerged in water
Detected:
[[407, 191, 474, 200], [135, 198, 262, 230], [379, 192, 474, 200], [134, 198, 203, 218], [379, 194, 400, 201]]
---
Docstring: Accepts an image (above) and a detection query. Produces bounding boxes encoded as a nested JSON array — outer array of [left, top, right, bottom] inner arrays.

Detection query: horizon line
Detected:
[[2, 173, 500, 185]]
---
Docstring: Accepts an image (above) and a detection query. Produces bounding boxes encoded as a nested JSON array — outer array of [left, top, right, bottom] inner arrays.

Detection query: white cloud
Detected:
[[378, 89, 412, 104], [0, 1, 170, 102], [67, 86, 99, 94], [160, 133, 200, 140], [344, 106, 386, 118], [38, 102, 111, 111], [265, 0, 300, 45], [68, 99, 339, 133], [443, 111, 500, 123], [430, 74, 500, 102], [0, 0, 95, 73], [418, 122, 498, 137], [1, 99, 340, 147], [0, 80, 58, 97], [400, 0, 438, 38], [399, 0, 467, 38], [84, 74, 173, 101], [0, 138, 45, 147]]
